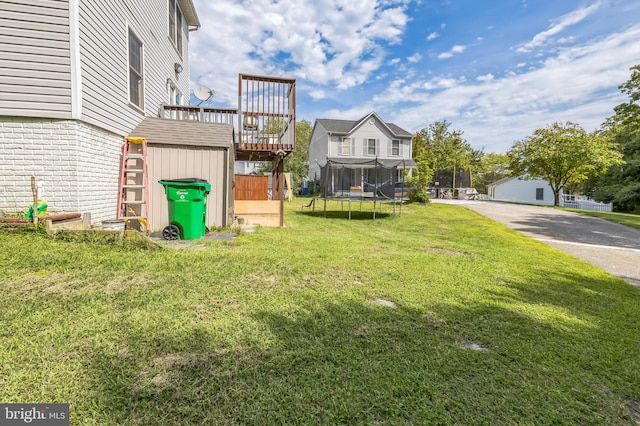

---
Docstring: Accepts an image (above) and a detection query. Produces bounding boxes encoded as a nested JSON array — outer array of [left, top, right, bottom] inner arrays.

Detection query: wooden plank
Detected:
[[234, 175, 268, 200], [235, 200, 281, 214], [234, 200, 282, 227]]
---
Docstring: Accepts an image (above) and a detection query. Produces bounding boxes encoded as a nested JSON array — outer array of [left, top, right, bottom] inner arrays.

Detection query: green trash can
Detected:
[[158, 178, 211, 240]]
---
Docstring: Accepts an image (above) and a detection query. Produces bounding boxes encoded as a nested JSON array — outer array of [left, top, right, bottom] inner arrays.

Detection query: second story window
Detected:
[[391, 139, 401, 156], [367, 138, 377, 156], [128, 29, 144, 109], [341, 137, 353, 155], [169, 81, 182, 105], [169, 0, 183, 56]]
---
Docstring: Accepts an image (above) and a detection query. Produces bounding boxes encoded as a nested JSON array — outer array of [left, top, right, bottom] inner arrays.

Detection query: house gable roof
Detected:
[[487, 176, 517, 188], [315, 112, 412, 138], [487, 175, 550, 188]]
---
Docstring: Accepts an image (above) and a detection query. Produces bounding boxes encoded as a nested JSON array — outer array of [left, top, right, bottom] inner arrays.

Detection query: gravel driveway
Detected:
[[434, 199, 640, 288]]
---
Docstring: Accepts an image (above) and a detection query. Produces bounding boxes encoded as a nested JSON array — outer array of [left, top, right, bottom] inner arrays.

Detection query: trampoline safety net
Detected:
[[319, 159, 400, 199]]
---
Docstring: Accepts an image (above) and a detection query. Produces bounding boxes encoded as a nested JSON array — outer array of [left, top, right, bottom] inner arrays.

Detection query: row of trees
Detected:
[[409, 64, 640, 212], [584, 65, 640, 212], [257, 119, 312, 192], [260, 65, 639, 212]]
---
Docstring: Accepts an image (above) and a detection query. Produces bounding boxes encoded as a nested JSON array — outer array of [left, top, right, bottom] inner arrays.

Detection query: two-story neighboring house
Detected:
[[0, 0, 200, 223], [308, 112, 415, 184]]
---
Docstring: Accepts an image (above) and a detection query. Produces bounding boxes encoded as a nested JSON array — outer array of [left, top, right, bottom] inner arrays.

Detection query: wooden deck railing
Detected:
[[159, 103, 295, 156], [159, 104, 238, 124]]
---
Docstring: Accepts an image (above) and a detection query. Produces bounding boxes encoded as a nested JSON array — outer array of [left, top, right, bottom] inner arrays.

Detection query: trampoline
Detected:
[[310, 158, 410, 219]]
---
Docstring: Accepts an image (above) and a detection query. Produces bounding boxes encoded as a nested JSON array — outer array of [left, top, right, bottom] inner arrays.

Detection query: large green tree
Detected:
[[508, 122, 623, 206], [284, 119, 312, 191], [473, 152, 511, 193], [585, 65, 640, 212], [413, 121, 474, 189], [258, 119, 312, 193]]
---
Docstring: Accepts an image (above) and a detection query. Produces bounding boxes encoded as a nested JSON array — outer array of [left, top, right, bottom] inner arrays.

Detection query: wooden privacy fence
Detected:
[[235, 174, 268, 200], [234, 174, 282, 226]]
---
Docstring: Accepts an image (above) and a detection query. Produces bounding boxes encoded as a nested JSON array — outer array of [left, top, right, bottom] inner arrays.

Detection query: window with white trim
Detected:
[[128, 29, 144, 109], [391, 139, 401, 156], [168, 81, 182, 105], [536, 188, 544, 200], [169, 0, 183, 56], [366, 138, 377, 156], [340, 137, 353, 155]]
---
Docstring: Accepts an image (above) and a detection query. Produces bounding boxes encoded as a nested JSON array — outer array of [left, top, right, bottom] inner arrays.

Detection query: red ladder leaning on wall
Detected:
[[117, 136, 150, 232]]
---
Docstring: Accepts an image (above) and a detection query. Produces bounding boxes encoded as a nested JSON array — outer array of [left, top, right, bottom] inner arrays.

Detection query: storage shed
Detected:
[[128, 117, 235, 231], [487, 176, 557, 206]]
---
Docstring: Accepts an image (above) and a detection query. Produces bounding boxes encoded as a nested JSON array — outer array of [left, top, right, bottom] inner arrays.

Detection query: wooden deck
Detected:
[[158, 73, 297, 226]]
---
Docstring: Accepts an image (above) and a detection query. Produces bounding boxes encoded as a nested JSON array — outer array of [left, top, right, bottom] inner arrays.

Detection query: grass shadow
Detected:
[[85, 292, 639, 425]]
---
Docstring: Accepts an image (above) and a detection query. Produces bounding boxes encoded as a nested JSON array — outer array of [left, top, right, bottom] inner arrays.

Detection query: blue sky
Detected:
[[189, 0, 640, 153]]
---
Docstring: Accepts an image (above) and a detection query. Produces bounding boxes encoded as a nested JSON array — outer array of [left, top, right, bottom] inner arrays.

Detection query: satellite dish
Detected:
[[193, 85, 214, 105]]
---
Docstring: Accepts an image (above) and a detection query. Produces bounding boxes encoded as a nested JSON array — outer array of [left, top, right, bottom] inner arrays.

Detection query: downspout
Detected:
[[222, 147, 228, 226], [69, 0, 82, 119]]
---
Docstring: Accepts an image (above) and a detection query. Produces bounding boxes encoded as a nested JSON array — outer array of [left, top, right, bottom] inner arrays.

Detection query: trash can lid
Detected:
[[158, 178, 208, 183]]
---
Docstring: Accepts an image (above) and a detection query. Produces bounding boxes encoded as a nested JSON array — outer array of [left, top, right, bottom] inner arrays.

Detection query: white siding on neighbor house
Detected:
[[490, 177, 557, 206], [79, 0, 191, 136], [308, 122, 329, 181], [234, 161, 264, 175], [328, 120, 411, 160], [0, 0, 73, 119], [0, 117, 122, 222]]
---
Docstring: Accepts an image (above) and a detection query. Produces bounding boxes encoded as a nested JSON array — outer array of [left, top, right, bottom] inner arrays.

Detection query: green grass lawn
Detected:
[[556, 207, 640, 230], [1, 201, 639, 425]]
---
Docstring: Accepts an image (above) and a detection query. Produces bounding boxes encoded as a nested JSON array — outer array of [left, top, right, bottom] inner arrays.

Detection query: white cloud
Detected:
[[407, 53, 422, 63], [516, 2, 602, 53], [437, 44, 467, 59], [309, 90, 326, 100], [190, 0, 412, 105], [426, 32, 439, 40], [476, 74, 494, 82], [349, 25, 640, 152]]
